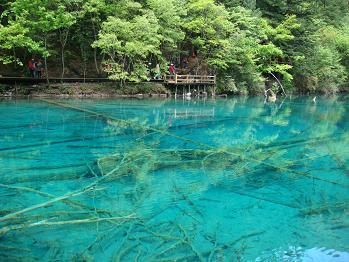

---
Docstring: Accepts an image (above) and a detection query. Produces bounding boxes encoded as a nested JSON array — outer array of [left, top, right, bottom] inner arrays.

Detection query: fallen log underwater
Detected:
[[0, 98, 348, 260], [37, 99, 349, 189]]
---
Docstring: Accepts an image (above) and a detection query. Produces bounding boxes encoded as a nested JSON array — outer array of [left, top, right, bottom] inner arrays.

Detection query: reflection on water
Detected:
[[0, 96, 348, 261]]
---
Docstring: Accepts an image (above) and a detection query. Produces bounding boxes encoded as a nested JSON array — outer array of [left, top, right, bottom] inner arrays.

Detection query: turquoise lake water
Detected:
[[0, 96, 348, 261]]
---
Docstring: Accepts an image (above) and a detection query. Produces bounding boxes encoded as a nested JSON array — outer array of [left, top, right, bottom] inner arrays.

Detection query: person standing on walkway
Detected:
[[28, 59, 35, 78], [169, 63, 175, 79], [182, 57, 189, 69], [36, 60, 44, 78], [154, 63, 161, 79]]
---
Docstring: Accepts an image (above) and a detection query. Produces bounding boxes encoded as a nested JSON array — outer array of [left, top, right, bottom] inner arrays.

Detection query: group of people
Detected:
[[27, 58, 44, 78], [154, 58, 189, 80], [153, 63, 176, 80]]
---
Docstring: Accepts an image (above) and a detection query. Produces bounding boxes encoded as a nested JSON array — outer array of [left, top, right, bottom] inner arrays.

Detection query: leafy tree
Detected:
[[294, 25, 348, 93], [0, 0, 348, 94], [0, 18, 44, 65], [220, 7, 298, 93], [147, 0, 186, 59], [1, 0, 78, 82], [79, 0, 108, 75], [184, 0, 234, 73], [93, 10, 161, 82]]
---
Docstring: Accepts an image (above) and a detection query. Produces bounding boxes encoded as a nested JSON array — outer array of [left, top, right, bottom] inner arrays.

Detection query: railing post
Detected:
[[175, 74, 178, 84]]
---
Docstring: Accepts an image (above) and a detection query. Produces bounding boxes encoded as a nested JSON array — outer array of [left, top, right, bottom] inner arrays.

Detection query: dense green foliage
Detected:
[[0, 0, 348, 93]]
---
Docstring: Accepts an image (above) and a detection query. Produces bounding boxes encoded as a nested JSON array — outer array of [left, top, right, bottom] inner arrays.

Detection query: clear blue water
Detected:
[[0, 96, 348, 261]]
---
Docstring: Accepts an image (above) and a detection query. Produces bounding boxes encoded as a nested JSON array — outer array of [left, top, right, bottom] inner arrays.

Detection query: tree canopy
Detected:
[[0, 0, 348, 94]]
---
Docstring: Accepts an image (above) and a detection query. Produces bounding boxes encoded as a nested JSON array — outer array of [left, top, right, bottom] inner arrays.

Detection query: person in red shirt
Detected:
[[28, 59, 36, 78], [169, 63, 175, 79]]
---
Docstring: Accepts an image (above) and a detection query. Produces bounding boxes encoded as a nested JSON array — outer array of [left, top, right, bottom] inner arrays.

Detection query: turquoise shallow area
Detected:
[[0, 96, 348, 261]]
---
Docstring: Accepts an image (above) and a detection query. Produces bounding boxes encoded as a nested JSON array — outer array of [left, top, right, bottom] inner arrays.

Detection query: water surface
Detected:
[[0, 96, 348, 261]]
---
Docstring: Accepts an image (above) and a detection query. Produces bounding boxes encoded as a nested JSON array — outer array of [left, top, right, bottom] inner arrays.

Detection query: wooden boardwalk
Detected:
[[164, 75, 216, 85], [0, 77, 113, 84], [0, 75, 215, 86]]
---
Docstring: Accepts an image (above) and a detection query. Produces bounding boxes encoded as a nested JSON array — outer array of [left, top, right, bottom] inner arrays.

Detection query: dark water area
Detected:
[[0, 96, 348, 261]]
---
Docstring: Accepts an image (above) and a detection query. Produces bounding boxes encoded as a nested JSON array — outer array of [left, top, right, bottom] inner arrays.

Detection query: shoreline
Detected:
[[0, 82, 348, 98], [0, 82, 172, 98]]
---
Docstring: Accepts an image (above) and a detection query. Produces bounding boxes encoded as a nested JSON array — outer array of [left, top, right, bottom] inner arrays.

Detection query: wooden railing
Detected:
[[164, 75, 216, 85]]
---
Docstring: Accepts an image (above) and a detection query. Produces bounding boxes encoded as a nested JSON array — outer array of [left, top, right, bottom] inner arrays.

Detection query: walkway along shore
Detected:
[[0, 75, 218, 98]]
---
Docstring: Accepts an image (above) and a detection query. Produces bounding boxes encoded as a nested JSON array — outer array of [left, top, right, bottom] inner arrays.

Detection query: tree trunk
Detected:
[[270, 72, 286, 96], [13, 47, 17, 69], [59, 29, 69, 81], [61, 47, 65, 81], [81, 46, 87, 83], [92, 22, 100, 76], [44, 37, 50, 86], [94, 49, 99, 76]]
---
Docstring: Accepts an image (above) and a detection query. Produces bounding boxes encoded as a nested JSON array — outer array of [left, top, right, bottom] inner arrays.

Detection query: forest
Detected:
[[0, 0, 349, 94]]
